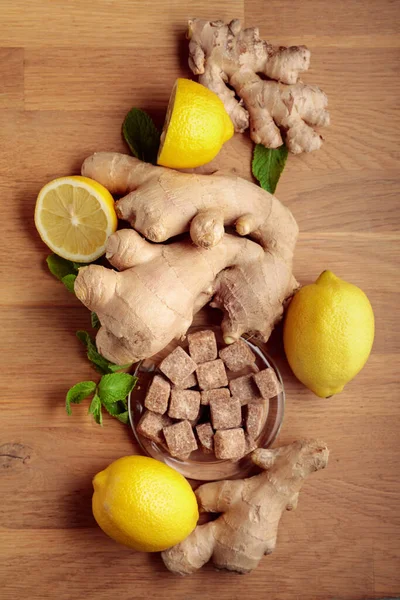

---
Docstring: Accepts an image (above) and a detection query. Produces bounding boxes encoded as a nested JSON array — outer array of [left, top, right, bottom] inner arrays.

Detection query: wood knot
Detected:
[[0, 443, 33, 469]]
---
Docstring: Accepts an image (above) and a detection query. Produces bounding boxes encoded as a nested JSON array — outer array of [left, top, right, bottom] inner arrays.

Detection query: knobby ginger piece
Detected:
[[159, 346, 197, 386], [144, 374, 170, 414], [210, 397, 242, 430], [219, 339, 256, 372], [201, 387, 230, 406], [77, 154, 299, 364], [162, 440, 329, 575], [168, 389, 201, 421], [188, 330, 218, 364], [214, 428, 246, 460], [163, 420, 198, 459], [137, 410, 173, 444], [187, 19, 329, 154], [229, 373, 260, 405], [196, 422, 214, 453], [254, 368, 282, 399], [196, 359, 228, 391]]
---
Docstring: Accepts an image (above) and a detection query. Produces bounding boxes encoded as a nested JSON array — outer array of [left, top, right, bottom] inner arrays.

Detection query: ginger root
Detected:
[[78, 152, 298, 358], [187, 19, 329, 153], [75, 229, 268, 364], [162, 439, 329, 575]]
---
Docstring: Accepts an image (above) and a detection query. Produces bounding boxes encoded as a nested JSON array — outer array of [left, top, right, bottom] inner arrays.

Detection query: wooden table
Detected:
[[1, 1, 399, 598]]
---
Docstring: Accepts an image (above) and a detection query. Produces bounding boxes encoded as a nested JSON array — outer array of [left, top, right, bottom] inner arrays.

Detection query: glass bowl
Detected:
[[128, 326, 285, 481]]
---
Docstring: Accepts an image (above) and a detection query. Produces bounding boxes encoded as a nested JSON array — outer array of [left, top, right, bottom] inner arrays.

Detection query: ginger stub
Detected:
[[76, 152, 298, 365], [162, 440, 329, 574], [187, 19, 329, 154]]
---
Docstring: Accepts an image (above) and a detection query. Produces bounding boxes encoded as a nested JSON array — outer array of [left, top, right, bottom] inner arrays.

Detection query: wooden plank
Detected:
[[1, 0, 400, 598], [0, 48, 24, 108], [0, 1, 244, 47]]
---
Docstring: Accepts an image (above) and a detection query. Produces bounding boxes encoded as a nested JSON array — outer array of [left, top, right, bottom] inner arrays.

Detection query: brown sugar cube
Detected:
[[174, 371, 197, 390], [159, 346, 197, 385], [163, 420, 198, 459], [144, 374, 170, 414], [187, 330, 218, 364], [244, 434, 258, 455], [254, 368, 283, 399], [210, 397, 242, 430], [219, 339, 256, 372], [229, 374, 260, 405], [196, 422, 214, 453], [137, 410, 173, 444], [201, 387, 230, 406], [168, 389, 200, 421], [196, 359, 228, 391], [245, 402, 265, 439], [214, 428, 246, 460]]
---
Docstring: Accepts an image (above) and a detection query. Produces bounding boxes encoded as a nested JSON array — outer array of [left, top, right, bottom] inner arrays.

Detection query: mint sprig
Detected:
[[66, 372, 137, 426], [76, 330, 132, 375], [46, 254, 88, 294], [122, 108, 160, 164], [252, 144, 288, 194]]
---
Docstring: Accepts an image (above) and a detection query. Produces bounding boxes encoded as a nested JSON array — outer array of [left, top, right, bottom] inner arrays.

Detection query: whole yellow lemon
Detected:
[[92, 456, 198, 552], [157, 78, 234, 169], [283, 270, 374, 398]]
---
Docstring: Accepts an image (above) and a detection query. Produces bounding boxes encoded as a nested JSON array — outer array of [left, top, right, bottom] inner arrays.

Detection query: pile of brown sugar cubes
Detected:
[[137, 330, 282, 461]]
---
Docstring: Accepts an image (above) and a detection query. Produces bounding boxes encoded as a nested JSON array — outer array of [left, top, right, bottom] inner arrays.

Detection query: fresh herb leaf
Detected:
[[107, 362, 133, 373], [122, 108, 160, 164], [102, 399, 129, 424], [76, 330, 112, 374], [252, 144, 288, 194], [98, 373, 138, 404], [65, 381, 97, 415], [114, 411, 129, 424], [91, 311, 101, 329], [46, 254, 76, 281], [88, 393, 103, 425], [62, 273, 77, 293]]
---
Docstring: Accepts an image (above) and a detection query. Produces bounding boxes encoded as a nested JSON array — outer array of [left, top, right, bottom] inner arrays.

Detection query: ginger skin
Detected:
[[75, 229, 267, 364], [79, 152, 298, 354], [187, 19, 329, 153], [162, 439, 329, 575]]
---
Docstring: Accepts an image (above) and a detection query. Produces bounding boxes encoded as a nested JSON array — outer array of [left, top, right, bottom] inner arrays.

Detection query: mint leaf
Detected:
[[91, 312, 101, 329], [252, 144, 288, 194], [107, 362, 133, 373], [76, 330, 111, 374], [46, 254, 76, 281], [115, 411, 129, 424], [122, 108, 160, 164], [98, 373, 137, 404], [62, 273, 77, 293], [88, 393, 103, 425], [66, 381, 97, 415], [76, 330, 131, 374]]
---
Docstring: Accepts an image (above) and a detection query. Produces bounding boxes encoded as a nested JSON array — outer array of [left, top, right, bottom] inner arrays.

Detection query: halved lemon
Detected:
[[157, 78, 234, 169], [34, 176, 118, 262]]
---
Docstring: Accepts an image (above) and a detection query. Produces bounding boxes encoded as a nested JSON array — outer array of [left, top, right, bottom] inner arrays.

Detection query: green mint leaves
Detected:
[[46, 254, 88, 294], [91, 312, 100, 329], [66, 372, 137, 426], [76, 330, 132, 374], [66, 381, 97, 415], [252, 144, 288, 194], [122, 108, 160, 165]]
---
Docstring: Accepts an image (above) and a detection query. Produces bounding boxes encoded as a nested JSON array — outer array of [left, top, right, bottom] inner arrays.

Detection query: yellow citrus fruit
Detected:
[[157, 78, 234, 169], [92, 455, 199, 552], [283, 270, 375, 398], [34, 176, 117, 262]]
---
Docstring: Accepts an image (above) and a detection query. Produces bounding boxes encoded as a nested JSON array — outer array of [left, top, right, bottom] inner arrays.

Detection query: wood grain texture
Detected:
[[1, 1, 400, 599]]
